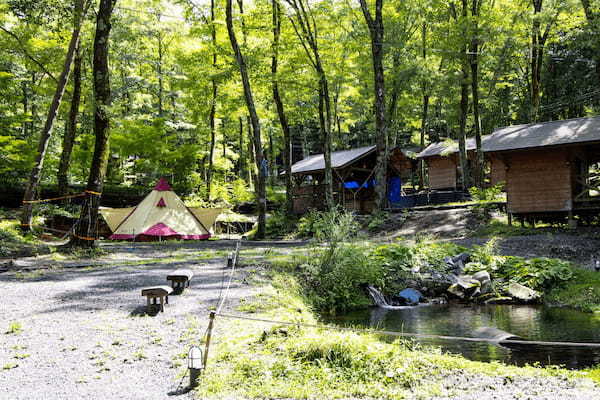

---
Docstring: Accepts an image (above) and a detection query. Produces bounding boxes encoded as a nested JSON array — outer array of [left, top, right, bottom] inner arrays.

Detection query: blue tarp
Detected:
[[387, 176, 402, 203], [344, 179, 376, 189]]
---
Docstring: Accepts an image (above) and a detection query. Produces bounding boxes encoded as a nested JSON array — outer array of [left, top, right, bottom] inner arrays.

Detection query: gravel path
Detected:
[[426, 371, 600, 400], [0, 242, 265, 400]]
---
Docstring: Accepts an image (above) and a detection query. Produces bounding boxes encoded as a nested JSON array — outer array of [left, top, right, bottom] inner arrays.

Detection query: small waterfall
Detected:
[[366, 285, 422, 310], [366, 285, 389, 307]]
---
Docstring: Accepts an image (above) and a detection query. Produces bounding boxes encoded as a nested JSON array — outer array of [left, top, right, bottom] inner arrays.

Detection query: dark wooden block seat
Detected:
[[166, 269, 194, 289], [141, 285, 173, 312]]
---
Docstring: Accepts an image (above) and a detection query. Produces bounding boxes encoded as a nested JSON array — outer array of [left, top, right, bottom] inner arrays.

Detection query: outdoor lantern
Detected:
[[188, 346, 203, 388]]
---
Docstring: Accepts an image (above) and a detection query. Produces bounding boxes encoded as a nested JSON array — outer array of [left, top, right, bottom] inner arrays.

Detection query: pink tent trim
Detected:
[[142, 223, 179, 236], [154, 177, 172, 191], [156, 197, 166, 207], [109, 233, 210, 240]]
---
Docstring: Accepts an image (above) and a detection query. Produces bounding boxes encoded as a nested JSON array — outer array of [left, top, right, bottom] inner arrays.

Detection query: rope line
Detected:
[[214, 312, 600, 349], [72, 233, 97, 241], [215, 240, 242, 314], [22, 192, 87, 204]]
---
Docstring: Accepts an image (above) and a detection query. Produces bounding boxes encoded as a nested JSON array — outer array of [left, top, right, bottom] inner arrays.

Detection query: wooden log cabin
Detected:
[[290, 145, 420, 214], [417, 136, 506, 190], [483, 116, 600, 224]]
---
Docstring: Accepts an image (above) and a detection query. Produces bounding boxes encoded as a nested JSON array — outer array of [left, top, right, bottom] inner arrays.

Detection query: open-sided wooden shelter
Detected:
[[290, 145, 420, 214], [484, 116, 600, 223]]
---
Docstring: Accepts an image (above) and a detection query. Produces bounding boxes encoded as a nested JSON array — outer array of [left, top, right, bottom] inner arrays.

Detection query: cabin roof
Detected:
[[291, 145, 376, 174], [485, 116, 600, 152], [417, 137, 479, 159], [290, 145, 422, 175]]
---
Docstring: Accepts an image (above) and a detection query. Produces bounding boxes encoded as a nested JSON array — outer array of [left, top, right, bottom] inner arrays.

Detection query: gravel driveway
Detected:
[[0, 241, 265, 400]]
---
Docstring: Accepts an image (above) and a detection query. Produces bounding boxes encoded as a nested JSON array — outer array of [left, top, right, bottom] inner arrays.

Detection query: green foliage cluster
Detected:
[[366, 211, 390, 232], [264, 211, 298, 238], [286, 229, 577, 312], [547, 268, 600, 313], [468, 182, 505, 202], [291, 208, 374, 312], [466, 239, 574, 293], [0, 220, 40, 257]]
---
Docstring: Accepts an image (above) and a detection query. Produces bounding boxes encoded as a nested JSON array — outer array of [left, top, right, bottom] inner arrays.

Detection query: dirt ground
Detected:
[[372, 208, 600, 266]]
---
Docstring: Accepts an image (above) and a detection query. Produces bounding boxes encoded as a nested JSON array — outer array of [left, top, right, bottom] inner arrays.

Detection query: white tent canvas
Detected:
[[100, 178, 221, 240]]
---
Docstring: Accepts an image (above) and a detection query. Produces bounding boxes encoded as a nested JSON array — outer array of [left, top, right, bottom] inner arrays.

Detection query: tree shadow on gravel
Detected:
[[28, 260, 248, 317]]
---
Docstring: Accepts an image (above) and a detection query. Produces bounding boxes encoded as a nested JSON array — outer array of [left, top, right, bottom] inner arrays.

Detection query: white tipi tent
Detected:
[[100, 178, 221, 241]]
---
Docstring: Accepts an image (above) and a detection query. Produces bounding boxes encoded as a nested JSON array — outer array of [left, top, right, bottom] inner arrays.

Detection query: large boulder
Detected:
[[507, 282, 540, 302], [473, 271, 492, 293], [447, 274, 481, 298], [445, 252, 471, 274]]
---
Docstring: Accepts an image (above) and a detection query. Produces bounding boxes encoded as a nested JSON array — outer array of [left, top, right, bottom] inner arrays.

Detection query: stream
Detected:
[[324, 304, 600, 369]]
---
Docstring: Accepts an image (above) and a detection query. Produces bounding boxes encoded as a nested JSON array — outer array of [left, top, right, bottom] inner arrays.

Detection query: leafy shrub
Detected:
[[497, 257, 573, 290], [547, 268, 600, 312], [301, 244, 383, 313], [231, 179, 254, 204], [366, 211, 389, 232], [467, 240, 573, 292], [468, 182, 504, 202], [296, 209, 325, 238], [265, 211, 298, 238]]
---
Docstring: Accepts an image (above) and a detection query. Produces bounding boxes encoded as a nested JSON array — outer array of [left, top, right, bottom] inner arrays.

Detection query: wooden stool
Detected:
[[166, 269, 194, 290], [141, 286, 173, 312]]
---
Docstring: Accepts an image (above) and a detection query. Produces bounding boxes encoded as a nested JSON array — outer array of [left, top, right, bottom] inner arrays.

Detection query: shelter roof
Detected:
[[417, 138, 479, 159], [291, 145, 376, 174], [484, 116, 600, 152]]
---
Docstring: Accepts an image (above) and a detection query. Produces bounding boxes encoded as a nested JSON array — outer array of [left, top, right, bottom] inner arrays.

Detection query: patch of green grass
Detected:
[[133, 349, 147, 361], [470, 216, 545, 237], [547, 268, 600, 312], [14, 269, 48, 280], [5, 321, 22, 335], [0, 219, 46, 257], [13, 353, 30, 359], [2, 363, 18, 370]]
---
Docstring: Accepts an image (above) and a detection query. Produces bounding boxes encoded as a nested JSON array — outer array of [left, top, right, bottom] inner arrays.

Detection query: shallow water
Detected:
[[324, 304, 600, 368]]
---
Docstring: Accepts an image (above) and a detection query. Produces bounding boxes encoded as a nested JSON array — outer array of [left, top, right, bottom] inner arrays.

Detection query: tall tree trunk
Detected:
[[20, 0, 86, 231], [226, 0, 266, 238], [57, 46, 82, 195], [284, 0, 333, 209], [238, 116, 245, 176], [157, 29, 164, 117], [271, 0, 293, 216], [471, 0, 484, 188], [359, 0, 387, 212], [70, 0, 117, 247], [386, 53, 400, 147], [530, 0, 543, 121], [419, 22, 428, 189], [247, 115, 255, 186], [317, 73, 334, 208], [457, 0, 470, 190], [206, 0, 218, 201], [21, 80, 28, 138]]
